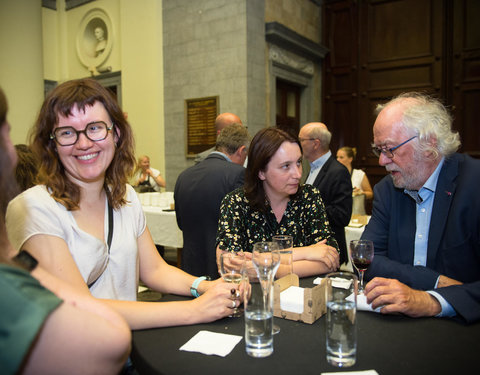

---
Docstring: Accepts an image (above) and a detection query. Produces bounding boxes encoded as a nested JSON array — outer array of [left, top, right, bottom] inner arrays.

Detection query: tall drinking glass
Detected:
[[325, 272, 358, 367], [219, 251, 245, 317], [242, 264, 274, 358], [251, 242, 280, 338], [271, 235, 293, 334], [349, 239, 374, 293], [272, 235, 293, 276]]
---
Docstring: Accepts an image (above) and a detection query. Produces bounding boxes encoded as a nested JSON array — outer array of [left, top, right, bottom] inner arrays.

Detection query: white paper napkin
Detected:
[[313, 277, 352, 289], [179, 330, 242, 357], [313, 278, 381, 313], [280, 286, 304, 313], [346, 292, 382, 313], [321, 370, 379, 375]]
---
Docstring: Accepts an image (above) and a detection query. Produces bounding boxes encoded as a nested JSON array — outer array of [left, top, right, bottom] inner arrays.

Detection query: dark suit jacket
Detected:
[[174, 153, 245, 278], [310, 155, 352, 264], [363, 153, 480, 323]]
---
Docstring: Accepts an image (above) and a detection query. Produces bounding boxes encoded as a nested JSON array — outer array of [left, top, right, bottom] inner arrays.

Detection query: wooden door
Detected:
[[323, 0, 480, 193], [276, 79, 301, 137]]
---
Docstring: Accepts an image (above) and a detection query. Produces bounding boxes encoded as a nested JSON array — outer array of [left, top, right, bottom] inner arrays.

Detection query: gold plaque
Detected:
[[185, 96, 218, 156]]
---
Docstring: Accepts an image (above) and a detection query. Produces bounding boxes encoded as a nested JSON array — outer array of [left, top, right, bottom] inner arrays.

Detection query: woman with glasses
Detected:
[[6, 78, 240, 330], [0, 86, 131, 374], [336, 146, 373, 215]]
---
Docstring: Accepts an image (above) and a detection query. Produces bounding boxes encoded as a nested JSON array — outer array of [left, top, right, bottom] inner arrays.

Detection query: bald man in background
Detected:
[[194, 112, 243, 164], [299, 122, 352, 265]]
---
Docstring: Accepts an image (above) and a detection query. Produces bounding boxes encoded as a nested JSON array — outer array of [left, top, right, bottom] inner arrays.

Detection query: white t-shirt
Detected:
[[351, 168, 365, 189], [132, 167, 162, 192], [351, 168, 366, 215], [6, 184, 146, 301]]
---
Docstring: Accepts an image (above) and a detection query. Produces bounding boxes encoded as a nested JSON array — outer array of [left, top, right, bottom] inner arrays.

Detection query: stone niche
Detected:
[[76, 8, 113, 73]]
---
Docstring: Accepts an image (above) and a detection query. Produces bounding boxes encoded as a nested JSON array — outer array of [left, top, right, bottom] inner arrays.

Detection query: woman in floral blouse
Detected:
[[216, 127, 340, 277]]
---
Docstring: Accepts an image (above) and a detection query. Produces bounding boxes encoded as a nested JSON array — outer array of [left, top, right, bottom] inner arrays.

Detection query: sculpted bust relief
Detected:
[[94, 26, 107, 56]]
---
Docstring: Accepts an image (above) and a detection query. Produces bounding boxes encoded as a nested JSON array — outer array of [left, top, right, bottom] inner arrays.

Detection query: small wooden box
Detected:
[[273, 274, 326, 324]]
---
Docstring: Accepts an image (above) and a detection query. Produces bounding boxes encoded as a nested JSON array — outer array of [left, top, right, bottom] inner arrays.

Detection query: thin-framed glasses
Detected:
[[299, 137, 316, 143], [50, 121, 113, 146], [371, 135, 417, 158]]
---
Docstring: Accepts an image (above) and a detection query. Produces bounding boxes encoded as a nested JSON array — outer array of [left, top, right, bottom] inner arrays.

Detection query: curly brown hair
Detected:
[[30, 78, 136, 210]]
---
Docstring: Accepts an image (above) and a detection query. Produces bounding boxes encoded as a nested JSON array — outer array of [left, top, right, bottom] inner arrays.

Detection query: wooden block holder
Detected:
[[273, 273, 326, 324]]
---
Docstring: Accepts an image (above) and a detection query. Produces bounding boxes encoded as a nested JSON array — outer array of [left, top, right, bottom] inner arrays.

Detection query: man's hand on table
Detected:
[[365, 277, 441, 318]]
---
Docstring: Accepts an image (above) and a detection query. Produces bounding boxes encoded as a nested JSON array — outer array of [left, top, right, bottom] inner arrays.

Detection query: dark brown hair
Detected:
[[14, 144, 38, 191], [0, 87, 20, 247], [245, 127, 302, 212], [30, 78, 136, 210]]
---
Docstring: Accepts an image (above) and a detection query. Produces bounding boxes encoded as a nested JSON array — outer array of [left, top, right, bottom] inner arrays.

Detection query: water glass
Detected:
[[242, 265, 274, 358], [272, 235, 293, 276], [325, 272, 358, 367]]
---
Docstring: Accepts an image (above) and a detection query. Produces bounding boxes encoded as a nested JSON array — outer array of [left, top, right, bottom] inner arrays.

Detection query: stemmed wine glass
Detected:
[[252, 242, 281, 334], [349, 239, 374, 294], [219, 251, 246, 317]]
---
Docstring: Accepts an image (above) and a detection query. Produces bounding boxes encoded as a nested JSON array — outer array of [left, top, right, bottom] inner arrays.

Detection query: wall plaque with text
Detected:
[[185, 96, 218, 157]]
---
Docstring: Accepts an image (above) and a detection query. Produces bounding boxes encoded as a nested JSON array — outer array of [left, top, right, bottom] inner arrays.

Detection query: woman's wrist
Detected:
[[190, 276, 211, 297]]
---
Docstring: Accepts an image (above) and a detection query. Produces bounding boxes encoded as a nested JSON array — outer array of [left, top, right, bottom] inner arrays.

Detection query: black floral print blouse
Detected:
[[216, 184, 339, 253]]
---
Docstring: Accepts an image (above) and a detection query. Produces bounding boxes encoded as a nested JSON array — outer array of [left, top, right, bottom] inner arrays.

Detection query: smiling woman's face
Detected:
[[53, 101, 117, 187]]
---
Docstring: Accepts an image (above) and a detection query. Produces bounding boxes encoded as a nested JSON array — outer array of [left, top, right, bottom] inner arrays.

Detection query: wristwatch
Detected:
[[13, 250, 38, 272]]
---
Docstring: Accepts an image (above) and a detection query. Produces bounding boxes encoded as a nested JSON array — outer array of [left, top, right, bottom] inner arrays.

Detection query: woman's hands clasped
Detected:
[[305, 239, 340, 272]]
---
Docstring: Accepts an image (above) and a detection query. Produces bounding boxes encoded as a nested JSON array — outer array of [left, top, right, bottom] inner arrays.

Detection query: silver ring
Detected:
[[231, 300, 236, 308]]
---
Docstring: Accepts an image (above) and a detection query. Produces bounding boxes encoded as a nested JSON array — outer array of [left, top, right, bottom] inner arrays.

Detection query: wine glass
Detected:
[[219, 251, 245, 317], [349, 239, 374, 293], [252, 242, 281, 334]]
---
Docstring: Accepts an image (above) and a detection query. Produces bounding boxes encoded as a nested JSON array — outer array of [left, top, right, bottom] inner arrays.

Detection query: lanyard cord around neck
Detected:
[[88, 195, 114, 289], [106, 200, 113, 253]]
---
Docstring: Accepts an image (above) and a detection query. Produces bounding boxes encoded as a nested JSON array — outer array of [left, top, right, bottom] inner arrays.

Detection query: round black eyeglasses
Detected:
[[50, 121, 113, 146]]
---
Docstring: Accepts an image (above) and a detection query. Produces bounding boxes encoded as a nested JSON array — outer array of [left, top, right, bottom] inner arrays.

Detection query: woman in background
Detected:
[[336, 146, 373, 215], [132, 154, 166, 192], [0, 86, 131, 374], [216, 127, 339, 277], [6, 78, 239, 331]]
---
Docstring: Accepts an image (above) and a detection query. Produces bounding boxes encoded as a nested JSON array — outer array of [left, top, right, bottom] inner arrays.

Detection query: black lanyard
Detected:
[[88, 200, 114, 288]]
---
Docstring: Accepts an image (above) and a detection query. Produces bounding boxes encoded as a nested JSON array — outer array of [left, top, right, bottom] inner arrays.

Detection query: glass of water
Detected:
[[242, 264, 274, 358], [325, 271, 358, 367]]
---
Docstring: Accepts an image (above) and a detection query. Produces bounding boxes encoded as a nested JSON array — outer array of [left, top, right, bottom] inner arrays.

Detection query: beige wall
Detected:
[[120, 0, 165, 175], [0, 0, 44, 145]]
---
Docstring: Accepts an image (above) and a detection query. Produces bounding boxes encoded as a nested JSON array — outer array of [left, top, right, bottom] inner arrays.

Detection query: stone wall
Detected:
[[163, 0, 266, 188]]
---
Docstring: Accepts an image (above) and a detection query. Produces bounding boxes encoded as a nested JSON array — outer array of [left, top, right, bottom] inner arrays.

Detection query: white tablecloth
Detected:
[[345, 225, 365, 246], [139, 192, 183, 249], [341, 218, 368, 272], [143, 206, 183, 248]]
